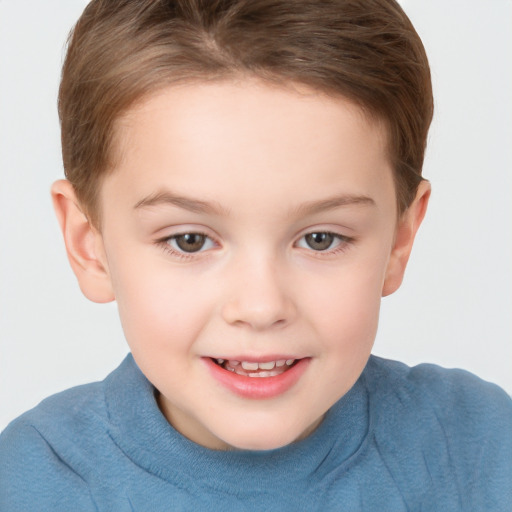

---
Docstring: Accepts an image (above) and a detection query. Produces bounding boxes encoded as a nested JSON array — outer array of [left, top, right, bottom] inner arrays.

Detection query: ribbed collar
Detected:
[[105, 354, 371, 495]]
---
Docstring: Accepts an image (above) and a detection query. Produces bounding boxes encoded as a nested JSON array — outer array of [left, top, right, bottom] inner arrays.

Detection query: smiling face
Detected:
[[54, 79, 428, 450]]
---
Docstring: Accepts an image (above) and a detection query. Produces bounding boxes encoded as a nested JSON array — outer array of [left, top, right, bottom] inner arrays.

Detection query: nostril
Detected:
[[220, 272, 296, 329]]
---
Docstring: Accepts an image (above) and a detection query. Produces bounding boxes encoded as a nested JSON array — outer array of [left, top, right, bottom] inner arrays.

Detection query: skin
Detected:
[[52, 79, 429, 451]]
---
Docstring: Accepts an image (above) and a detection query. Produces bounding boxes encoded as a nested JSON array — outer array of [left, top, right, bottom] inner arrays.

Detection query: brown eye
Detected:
[[172, 233, 208, 253], [304, 232, 335, 251]]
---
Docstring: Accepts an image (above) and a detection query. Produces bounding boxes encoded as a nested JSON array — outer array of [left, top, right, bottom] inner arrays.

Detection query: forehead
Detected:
[[104, 79, 394, 216], [118, 78, 387, 154]]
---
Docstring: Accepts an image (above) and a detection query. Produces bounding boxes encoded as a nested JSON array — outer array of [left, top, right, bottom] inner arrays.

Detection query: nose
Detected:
[[221, 255, 296, 330]]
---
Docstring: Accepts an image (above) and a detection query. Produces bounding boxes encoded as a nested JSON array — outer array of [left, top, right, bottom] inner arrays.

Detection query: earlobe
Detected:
[[382, 180, 431, 297], [51, 179, 115, 303]]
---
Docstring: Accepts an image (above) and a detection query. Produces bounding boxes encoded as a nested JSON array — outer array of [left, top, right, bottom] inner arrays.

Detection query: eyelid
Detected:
[[168, 233, 216, 253], [154, 225, 354, 260], [294, 229, 355, 254], [155, 227, 220, 260]]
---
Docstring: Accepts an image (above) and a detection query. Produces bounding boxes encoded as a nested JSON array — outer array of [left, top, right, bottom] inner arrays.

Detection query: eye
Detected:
[[168, 233, 215, 253], [296, 232, 346, 252]]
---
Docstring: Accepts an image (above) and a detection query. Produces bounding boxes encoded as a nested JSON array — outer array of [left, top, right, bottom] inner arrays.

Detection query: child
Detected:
[[1, 0, 510, 510]]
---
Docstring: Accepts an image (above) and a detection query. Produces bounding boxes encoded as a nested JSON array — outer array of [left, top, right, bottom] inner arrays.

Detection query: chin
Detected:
[[226, 434, 295, 452], [217, 420, 317, 452]]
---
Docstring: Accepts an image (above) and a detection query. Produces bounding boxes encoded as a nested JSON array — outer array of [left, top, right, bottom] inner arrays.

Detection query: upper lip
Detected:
[[206, 355, 305, 363]]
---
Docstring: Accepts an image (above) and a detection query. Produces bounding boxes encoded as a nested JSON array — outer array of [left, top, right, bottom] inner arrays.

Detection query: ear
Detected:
[[382, 180, 431, 297], [51, 179, 115, 303]]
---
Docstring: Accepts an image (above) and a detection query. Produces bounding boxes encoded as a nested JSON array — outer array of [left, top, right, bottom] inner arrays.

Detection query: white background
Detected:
[[1, 1, 511, 430]]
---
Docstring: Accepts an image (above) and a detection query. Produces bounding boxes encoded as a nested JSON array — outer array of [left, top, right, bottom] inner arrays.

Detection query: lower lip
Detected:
[[204, 358, 310, 399]]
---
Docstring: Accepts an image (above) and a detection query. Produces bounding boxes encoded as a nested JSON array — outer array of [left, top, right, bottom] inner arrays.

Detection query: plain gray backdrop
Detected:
[[1, 0, 511, 430]]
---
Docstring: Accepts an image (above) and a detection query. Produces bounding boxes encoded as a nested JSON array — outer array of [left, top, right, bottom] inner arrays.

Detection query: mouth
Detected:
[[211, 358, 299, 378], [205, 357, 309, 399]]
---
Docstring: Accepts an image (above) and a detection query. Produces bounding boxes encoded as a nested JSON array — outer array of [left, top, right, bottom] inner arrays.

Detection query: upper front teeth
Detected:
[[217, 359, 296, 370], [258, 361, 276, 370], [241, 361, 259, 370]]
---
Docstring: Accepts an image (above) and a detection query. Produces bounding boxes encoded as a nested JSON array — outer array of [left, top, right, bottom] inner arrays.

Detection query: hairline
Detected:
[[88, 73, 396, 229]]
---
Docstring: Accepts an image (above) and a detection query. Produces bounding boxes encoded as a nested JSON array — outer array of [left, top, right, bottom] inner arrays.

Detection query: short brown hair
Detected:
[[59, 0, 433, 226]]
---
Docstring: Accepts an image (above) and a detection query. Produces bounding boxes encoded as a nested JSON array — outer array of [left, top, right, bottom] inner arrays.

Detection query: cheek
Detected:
[[301, 253, 388, 352], [109, 256, 213, 356], [313, 284, 380, 348]]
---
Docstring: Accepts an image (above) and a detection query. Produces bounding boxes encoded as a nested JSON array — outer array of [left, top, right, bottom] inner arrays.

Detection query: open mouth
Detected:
[[206, 357, 309, 399], [211, 358, 299, 378]]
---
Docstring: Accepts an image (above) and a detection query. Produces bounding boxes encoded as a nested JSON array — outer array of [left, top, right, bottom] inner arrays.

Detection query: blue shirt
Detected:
[[1, 354, 511, 511]]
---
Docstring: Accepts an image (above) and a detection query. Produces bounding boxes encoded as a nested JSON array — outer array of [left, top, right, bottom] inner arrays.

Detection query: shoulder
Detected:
[[363, 356, 512, 508], [1, 379, 108, 447], [0, 381, 107, 511], [367, 355, 512, 427]]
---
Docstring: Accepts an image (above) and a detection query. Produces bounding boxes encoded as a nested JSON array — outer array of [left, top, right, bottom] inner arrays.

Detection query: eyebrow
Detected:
[[292, 194, 376, 217], [134, 190, 229, 215], [134, 189, 375, 217]]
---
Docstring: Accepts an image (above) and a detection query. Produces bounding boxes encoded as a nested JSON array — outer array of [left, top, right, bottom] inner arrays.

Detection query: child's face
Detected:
[[94, 79, 408, 450]]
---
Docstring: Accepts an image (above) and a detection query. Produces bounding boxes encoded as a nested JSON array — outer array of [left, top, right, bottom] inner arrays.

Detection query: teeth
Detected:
[[241, 361, 259, 371], [248, 370, 281, 378], [240, 360, 290, 371], [219, 358, 299, 374]]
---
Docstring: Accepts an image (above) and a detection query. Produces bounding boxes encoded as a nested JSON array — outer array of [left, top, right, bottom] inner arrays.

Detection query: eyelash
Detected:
[[156, 230, 354, 260], [295, 232, 354, 255], [156, 232, 215, 261]]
